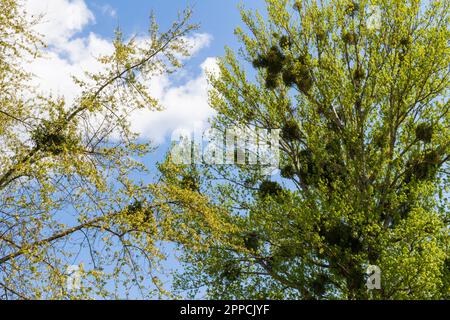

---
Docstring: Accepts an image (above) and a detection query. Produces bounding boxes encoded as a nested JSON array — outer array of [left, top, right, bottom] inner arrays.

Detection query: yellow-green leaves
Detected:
[[0, 1, 197, 299], [165, 0, 450, 300]]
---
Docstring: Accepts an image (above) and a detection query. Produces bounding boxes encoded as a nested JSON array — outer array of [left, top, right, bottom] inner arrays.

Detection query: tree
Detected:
[[159, 0, 449, 299], [0, 0, 198, 299]]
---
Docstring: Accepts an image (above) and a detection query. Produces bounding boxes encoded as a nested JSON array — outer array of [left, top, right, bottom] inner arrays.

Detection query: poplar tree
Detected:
[[160, 0, 450, 299]]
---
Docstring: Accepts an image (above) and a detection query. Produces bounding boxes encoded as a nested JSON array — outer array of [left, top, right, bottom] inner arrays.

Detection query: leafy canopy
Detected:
[[160, 0, 449, 300], [0, 0, 198, 299]]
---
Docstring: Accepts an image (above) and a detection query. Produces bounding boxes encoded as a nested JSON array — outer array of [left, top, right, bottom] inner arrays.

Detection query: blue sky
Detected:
[[25, 0, 267, 147], [89, 0, 265, 55]]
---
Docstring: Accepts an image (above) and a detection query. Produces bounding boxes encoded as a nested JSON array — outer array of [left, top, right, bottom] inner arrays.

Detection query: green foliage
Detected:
[[415, 123, 434, 143], [280, 163, 295, 179], [163, 0, 450, 300], [258, 180, 284, 198], [281, 120, 302, 141], [0, 1, 197, 299], [345, 2, 360, 17], [244, 231, 260, 252], [221, 261, 242, 282], [342, 31, 358, 45]]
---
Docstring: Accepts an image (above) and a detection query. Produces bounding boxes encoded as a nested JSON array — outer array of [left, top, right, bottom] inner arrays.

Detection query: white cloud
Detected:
[[99, 4, 117, 18], [21, 0, 216, 144], [131, 57, 219, 144], [184, 33, 213, 56], [26, 33, 114, 103], [25, 0, 95, 46]]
